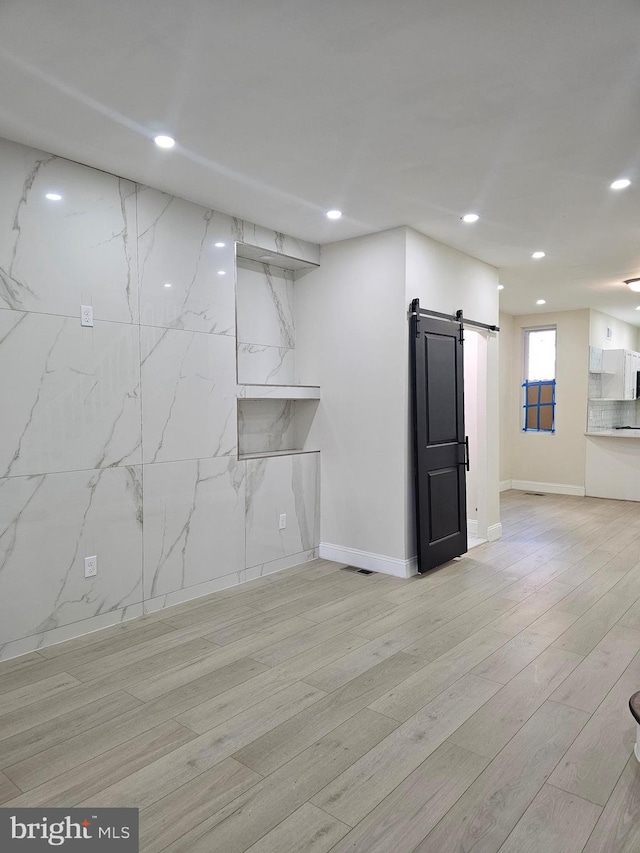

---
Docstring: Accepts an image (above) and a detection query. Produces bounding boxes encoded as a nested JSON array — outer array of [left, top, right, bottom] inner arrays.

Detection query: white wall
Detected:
[[504, 309, 590, 493], [499, 311, 515, 485], [404, 228, 501, 553], [295, 228, 408, 567], [295, 225, 500, 575], [590, 309, 640, 350], [464, 331, 480, 523], [404, 227, 499, 326], [464, 330, 494, 540]]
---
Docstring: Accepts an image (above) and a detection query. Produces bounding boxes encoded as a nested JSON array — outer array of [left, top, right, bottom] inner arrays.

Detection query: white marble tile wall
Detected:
[[231, 220, 320, 266], [137, 187, 236, 334], [0, 310, 141, 477], [243, 549, 319, 583], [0, 466, 143, 655], [143, 458, 245, 601], [140, 327, 237, 463], [0, 138, 138, 323], [0, 135, 320, 658], [245, 452, 320, 569], [237, 343, 296, 385], [236, 260, 295, 350]]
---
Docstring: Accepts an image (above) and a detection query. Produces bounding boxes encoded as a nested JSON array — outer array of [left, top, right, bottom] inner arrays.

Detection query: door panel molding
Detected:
[[411, 299, 468, 572]]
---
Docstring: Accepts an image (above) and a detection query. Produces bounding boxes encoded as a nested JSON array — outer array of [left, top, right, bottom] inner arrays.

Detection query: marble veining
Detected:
[[0, 137, 138, 323], [140, 326, 237, 464], [0, 133, 322, 658], [0, 310, 141, 477], [237, 343, 296, 385], [0, 604, 145, 662], [143, 457, 245, 599], [234, 219, 320, 266], [238, 400, 297, 456], [0, 466, 143, 646], [236, 261, 295, 349], [245, 453, 320, 568], [137, 187, 236, 334], [0, 150, 55, 311], [292, 453, 318, 555]]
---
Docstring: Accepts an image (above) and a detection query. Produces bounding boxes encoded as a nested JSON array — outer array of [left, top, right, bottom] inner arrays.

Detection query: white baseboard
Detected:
[[510, 480, 586, 497], [499, 480, 512, 492], [487, 522, 503, 541], [467, 519, 478, 536], [319, 543, 418, 578]]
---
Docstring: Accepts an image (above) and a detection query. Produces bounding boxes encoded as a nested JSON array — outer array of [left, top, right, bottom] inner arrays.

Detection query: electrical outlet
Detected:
[[278, 513, 286, 530], [84, 555, 97, 578], [81, 305, 94, 327]]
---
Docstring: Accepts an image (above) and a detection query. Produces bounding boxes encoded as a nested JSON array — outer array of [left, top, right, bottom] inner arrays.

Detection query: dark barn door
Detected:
[[411, 302, 468, 572]]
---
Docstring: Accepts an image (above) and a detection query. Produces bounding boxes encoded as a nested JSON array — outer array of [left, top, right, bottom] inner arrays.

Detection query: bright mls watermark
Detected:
[[0, 809, 138, 850]]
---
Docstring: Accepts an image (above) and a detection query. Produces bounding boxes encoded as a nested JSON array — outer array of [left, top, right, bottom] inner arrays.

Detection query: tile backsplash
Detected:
[[587, 399, 640, 429], [588, 374, 602, 400]]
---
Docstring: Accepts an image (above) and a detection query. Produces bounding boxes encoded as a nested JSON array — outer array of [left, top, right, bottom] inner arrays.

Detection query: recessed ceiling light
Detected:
[[536, 299, 546, 305], [625, 278, 640, 292], [154, 135, 175, 149], [217, 270, 226, 276], [462, 213, 479, 223], [610, 178, 631, 190], [497, 285, 504, 290], [326, 209, 342, 220], [214, 242, 225, 248], [45, 192, 62, 201], [164, 283, 172, 288], [531, 251, 546, 259], [636, 306, 640, 310]]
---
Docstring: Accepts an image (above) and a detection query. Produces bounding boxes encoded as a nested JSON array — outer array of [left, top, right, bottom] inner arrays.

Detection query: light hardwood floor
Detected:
[[1, 489, 640, 852]]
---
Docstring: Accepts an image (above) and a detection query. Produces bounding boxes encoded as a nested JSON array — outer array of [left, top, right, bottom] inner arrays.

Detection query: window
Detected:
[[522, 327, 556, 432]]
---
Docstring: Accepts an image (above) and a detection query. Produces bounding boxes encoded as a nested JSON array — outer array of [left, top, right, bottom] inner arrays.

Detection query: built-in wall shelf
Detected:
[[589, 397, 628, 402], [235, 251, 320, 461], [235, 242, 319, 272], [588, 370, 615, 375], [239, 448, 320, 461], [237, 384, 320, 400]]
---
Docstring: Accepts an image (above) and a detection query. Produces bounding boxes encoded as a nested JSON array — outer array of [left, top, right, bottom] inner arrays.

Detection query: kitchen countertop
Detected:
[[585, 429, 640, 438]]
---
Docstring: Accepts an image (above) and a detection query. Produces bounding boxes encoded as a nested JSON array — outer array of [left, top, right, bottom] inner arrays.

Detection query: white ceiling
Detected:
[[2, 0, 640, 324]]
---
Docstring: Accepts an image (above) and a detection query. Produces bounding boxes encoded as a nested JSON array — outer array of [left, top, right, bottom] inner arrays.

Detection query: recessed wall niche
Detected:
[[235, 243, 321, 576], [235, 245, 320, 459]]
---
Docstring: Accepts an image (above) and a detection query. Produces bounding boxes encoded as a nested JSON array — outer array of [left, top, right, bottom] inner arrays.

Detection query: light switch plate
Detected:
[[81, 305, 94, 327]]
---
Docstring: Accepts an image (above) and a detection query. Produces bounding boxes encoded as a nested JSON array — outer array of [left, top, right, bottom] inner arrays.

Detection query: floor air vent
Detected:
[[342, 566, 375, 575], [525, 492, 546, 496]]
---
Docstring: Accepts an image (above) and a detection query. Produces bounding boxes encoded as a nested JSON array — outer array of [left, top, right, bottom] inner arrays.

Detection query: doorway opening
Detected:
[[463, 328, 490, 550]]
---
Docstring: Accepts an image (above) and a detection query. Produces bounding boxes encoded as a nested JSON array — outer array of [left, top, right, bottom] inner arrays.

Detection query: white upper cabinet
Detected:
[[600, 348, 640, 400]]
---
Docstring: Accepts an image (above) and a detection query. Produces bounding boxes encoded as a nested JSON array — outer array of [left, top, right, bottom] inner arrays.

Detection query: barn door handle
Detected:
[[461, 436, 469, 471]]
